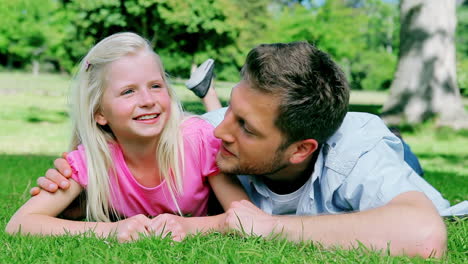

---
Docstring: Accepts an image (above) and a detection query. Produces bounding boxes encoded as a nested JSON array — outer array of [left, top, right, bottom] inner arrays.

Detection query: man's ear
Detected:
[[95, 111, 107, 126], [288, 139, 319, 164]]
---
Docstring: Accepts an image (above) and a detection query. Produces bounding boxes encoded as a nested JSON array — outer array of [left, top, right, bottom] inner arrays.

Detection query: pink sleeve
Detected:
[[65, 145, 88, 187], [183, 118, 221, 178], [199, 120, 221, 178]]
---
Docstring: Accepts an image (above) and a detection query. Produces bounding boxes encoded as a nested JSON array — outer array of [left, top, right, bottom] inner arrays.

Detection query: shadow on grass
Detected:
[[423, 169, 468, 204], [433, 126, 468, 139], [25, 107, 68, 124], [182, 100, 229, 115], [417, 153, 468, 166]]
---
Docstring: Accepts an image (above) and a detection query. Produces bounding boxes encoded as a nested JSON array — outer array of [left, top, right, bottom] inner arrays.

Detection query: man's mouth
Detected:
[[220, 144, 235, 157]]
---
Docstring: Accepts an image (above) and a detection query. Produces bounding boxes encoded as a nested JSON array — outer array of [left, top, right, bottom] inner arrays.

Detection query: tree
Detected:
[[262, 0, 399, 91], [0, 0, 60, 74], [382, 0, 468, 128], [52, 0, 268, 80]]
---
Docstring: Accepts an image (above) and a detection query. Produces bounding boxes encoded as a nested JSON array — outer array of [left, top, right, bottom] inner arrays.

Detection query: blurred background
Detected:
[[0, 0, 467, 128], [0, 0, 465, 88]]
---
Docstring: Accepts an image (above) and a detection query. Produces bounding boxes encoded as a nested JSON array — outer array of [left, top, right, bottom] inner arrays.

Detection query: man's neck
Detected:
[[263, 149, 320, 195]]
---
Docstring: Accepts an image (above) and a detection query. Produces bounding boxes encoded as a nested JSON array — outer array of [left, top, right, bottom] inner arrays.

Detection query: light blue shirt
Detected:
[[203, 108, 467, 216]]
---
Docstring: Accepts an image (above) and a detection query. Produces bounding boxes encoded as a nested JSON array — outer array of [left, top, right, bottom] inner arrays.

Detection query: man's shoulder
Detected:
[[341, 112, 386, 131], [328, 112, 393, 147], [323, 112, 400, 175]]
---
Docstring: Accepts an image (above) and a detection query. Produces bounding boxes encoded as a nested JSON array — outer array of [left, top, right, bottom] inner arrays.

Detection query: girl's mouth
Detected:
[[133, 113, 160, 120]]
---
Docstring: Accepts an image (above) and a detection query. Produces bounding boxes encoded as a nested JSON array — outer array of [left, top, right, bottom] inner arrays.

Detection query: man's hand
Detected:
[[224, 200, 282, 237], [30, 153, 73, 196], [115, 214, 152, 243], [149, 214, 188, 242]]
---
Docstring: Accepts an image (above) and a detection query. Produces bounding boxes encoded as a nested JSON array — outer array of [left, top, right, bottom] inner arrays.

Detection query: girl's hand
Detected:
[[115, 214, 152, 243], [149, 214, 188, 242]]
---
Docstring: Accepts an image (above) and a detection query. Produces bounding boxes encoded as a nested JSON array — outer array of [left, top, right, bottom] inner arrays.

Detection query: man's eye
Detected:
[[243, 126, 254, 135], [239, 119, 253, 135]]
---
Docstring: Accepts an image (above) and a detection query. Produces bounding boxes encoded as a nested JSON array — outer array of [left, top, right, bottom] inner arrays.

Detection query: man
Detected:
[[33, 42, 454, 258]]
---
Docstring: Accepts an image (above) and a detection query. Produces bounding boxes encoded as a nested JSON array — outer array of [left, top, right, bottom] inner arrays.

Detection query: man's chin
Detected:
[[216, 159, 241, 175]]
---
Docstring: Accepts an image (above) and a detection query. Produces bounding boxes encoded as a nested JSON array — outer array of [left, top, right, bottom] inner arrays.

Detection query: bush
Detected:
[[350, 51, 397, 91]]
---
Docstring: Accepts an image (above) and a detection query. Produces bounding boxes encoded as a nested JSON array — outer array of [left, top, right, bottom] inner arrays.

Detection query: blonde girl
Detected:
[[6, 32, 247, 242]]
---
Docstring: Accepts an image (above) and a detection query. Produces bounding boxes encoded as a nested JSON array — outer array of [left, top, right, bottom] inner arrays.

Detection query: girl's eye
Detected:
[[151, 84, 161, 89], [121, 89, 134, 95]]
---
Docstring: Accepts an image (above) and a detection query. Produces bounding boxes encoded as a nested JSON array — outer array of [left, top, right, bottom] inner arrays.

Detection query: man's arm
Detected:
[[225, 191, 446, 258], [208, 172, 250, 211]]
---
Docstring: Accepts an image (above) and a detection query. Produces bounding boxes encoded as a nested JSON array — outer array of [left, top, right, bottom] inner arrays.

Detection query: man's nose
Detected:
[[214, 114, 235, 143]]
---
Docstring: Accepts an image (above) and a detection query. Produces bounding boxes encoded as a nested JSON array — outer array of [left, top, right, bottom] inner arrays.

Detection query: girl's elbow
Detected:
[[5, 217, 21, 235], [5, 213, 29, 235]]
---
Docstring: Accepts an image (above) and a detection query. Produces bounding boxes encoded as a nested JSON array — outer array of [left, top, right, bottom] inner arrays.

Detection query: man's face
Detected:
[[214, 80, 290, 177]]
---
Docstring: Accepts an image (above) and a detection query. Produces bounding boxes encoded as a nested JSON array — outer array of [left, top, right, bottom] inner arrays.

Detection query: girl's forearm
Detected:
[[6, 213, 116, 237]]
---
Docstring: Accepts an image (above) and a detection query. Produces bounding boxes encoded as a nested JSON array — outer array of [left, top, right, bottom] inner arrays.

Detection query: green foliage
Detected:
[[44, 0, 269, 80], [351, 50, 397, 90], [263, 0, 367, 59], [0, 0, 61, 69], [0, 0, 467, 94], [261, 0, 399, 91]]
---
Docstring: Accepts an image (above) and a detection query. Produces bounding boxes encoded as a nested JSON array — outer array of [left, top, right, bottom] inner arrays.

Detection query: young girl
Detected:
[[6, 32, 248, 242]]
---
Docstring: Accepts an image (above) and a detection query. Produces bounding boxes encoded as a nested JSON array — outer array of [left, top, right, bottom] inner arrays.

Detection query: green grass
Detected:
[[1, 72, 467, 263]]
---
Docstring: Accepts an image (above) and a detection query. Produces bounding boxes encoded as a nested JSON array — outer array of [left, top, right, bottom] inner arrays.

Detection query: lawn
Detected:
[[0, 72, 466, 263]]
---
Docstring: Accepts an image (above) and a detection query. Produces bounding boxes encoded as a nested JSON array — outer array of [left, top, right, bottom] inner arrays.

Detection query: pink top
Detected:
[[67, 117, 220, 217]]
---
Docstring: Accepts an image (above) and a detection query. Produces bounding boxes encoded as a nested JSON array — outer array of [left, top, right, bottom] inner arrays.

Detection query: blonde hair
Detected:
[[69, 32, 185, 222]]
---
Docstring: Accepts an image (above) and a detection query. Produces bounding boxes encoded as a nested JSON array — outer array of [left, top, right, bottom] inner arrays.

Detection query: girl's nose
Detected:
[[139, 89, 156, 107]]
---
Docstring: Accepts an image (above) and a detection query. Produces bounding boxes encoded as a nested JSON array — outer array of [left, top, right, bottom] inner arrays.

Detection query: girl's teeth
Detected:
[[138, 114, 157, 120]]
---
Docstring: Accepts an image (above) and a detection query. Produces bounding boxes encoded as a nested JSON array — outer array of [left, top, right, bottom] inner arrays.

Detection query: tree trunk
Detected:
[[32, 59, 39, 76], [382, 0, 468, 129]]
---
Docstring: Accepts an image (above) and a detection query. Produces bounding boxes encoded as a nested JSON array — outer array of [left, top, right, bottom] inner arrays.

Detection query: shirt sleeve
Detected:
[[334, 138, 449, 212], [65, 145, 89, 187], [198, 119, 221, 178], [183, 117, 221, 178]]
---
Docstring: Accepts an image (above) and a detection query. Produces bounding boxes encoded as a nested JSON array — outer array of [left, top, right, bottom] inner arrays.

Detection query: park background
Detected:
[[0, 0, 467, 263]]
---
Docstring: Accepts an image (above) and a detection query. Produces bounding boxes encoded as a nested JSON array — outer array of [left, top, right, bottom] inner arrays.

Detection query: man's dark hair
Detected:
[[241, 41, 350, 145]]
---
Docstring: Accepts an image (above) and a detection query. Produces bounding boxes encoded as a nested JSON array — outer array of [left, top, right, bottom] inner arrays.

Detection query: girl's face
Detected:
[[95, 51, 171, 143]]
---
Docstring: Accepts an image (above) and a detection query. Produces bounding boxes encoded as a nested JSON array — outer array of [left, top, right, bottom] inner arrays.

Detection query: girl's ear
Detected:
[[288, 139, 319, 164], [95, 111, 108, 126]]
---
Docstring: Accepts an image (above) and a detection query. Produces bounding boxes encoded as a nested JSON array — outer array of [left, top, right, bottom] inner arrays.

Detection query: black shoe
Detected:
[[185, 59, 214, 98]]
